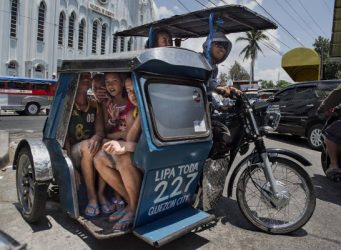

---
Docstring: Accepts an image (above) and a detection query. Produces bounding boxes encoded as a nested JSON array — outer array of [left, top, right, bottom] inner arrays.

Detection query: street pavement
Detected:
[[0, 121, 341, 249]]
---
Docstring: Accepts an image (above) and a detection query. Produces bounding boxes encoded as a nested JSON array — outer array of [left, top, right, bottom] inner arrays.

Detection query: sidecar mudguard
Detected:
[[227, 148, 312, 197]]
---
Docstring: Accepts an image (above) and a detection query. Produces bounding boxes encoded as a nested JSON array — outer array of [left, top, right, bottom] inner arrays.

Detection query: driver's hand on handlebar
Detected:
[[216, 86, 242, 98]]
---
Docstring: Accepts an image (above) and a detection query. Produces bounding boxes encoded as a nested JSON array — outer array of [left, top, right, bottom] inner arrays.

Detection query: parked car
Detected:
[[258, 89, 278, 101], [243, 90, 259, 104], [268, 80, 341, 150]]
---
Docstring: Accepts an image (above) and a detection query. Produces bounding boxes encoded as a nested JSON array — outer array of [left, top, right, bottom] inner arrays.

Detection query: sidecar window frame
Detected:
[[143, 78, 210, 144]]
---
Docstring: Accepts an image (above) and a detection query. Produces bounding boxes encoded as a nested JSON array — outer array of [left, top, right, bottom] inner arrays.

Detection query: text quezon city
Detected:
[[148, 162, 199, 216]]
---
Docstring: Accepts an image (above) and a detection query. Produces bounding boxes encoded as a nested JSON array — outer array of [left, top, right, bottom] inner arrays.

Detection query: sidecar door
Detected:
[[130, 47, 214, 247]]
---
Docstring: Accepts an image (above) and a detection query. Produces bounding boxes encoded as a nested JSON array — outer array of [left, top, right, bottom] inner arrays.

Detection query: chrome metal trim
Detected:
[[24, 138, 53, 182], [64, 153, 80, 218]]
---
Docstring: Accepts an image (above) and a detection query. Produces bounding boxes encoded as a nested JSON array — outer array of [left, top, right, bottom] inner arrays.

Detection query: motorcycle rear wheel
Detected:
[[236, 157, 316, 234]]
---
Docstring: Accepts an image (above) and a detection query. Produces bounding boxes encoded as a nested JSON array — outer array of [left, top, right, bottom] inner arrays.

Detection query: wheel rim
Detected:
[[242, 162, 310, 229], [28, 104, 38, 114], [17, 154, 34, 214], [310, 128, 322, 147]]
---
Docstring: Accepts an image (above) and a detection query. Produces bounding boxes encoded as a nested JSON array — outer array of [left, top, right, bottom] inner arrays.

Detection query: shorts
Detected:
[[324, 119, 341, 145]]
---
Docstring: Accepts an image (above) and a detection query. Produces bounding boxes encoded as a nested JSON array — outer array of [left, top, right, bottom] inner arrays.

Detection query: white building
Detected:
[[0, 0, 155, 79]]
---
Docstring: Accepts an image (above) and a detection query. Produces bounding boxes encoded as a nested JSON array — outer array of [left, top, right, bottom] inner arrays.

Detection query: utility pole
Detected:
[[320, 45, 324, 80]]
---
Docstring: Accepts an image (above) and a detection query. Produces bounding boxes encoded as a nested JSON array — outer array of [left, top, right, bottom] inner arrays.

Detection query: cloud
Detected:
[[257, 67, 293, 82], [154, 5, 176, 20]]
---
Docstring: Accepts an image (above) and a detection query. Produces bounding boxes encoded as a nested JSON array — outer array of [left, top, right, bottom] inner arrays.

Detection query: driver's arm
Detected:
[[318, 84, 341, 113]]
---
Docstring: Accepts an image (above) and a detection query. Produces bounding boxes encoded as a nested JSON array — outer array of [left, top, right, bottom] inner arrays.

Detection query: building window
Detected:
[[92, 21, 98, 54], [35, 65, 42, 72], [127, 37, 132, 51], [101, 24, 107, 55], [68, 12, 75, 48], [7, 61, 18, 76], [120, 37, 125, 52], [10, 0, 18, 38], [78, 19, 85, 50], [37, 1, 46, 42], [112, 34, 118, 53], [58, 12, 65, 45]]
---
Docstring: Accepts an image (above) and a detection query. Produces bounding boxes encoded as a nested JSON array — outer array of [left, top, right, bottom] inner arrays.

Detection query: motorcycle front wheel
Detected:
[[236, 156, 316, 234]]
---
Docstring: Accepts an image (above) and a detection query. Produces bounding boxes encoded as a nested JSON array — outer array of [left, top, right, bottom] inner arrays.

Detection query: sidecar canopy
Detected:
[[116, 5, 277, 38]]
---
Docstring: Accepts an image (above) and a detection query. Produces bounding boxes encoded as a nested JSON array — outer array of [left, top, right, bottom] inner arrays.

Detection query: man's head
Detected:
[[145, 28, 173, 48], [104, 72, 124, 98], [92, 73, 107, 102], [77, 72, 92, 95], [202, 32, 232, 65], [125, 77, 137, 106]]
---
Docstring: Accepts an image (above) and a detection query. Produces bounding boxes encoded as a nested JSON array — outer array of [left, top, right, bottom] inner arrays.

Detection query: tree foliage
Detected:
[[260, 80, 275, 89], [236, 30, 269, 82], [313, 36, 341, 80], [276, 80, 290, 89], [228, 61, 250, 80]]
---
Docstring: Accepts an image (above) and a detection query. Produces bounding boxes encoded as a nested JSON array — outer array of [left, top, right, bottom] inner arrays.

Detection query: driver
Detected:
[[202, 32, 241, 100], [318, 84, 341, 178]]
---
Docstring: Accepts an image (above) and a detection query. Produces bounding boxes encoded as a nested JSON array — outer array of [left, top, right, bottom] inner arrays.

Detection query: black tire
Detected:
[[25, 102, 40, 115], [16, 147, 48, 223], [307, 124, 323, 151], [236, 157, 316, 234]]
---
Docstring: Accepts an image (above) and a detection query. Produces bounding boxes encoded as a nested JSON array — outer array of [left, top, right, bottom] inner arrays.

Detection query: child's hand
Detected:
[[107, 103, 120, 122], [102, 140, 126, 155]]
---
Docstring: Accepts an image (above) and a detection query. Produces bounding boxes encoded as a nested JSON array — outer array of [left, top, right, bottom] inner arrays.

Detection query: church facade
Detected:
[[0, 0, 155, 78]]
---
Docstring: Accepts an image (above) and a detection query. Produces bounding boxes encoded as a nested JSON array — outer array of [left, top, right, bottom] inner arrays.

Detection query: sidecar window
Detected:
[[146, 82, 209, 141]]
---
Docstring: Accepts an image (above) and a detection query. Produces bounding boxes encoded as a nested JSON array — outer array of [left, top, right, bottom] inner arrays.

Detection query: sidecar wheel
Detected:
[[236, 157, 316, 234], [16, 147, 48, 223]]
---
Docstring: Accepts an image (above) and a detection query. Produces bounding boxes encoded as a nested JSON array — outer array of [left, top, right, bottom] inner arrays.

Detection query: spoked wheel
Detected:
[[236, 157, 316, 234], [16, 148, 47, 223]]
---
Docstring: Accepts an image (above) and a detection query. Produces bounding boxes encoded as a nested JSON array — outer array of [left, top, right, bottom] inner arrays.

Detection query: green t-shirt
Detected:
[[68, 100, 98, 145]]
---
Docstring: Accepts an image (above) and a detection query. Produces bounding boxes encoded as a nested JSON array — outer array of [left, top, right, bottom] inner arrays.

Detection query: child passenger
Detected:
[[94, 77, 142, 232]]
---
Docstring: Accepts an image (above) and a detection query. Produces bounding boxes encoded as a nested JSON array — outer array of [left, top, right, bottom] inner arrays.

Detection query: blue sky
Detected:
[[153, 0, 334, 82]]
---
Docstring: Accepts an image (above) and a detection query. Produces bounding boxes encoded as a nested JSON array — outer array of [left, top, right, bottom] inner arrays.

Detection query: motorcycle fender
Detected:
[[226, 148, 311, 197], [13, 139, 53, 183]]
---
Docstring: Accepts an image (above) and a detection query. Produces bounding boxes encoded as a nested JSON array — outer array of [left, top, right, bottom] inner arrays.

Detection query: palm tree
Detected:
[[236, 30, 269, 82]]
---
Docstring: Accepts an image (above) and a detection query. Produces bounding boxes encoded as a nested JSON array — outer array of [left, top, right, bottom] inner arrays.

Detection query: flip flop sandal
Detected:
[[108, 210, 128, 222], [111, 198, 126, 211], [326, 168, 341, 180], [84, 204, 100, 218], [112, 216, 135, 233], [100, 202, 114, 214]]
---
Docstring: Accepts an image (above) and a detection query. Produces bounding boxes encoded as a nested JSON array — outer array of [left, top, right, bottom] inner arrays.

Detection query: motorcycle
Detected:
[[321, 105, 341, 181], [195, 91, 316, 234]]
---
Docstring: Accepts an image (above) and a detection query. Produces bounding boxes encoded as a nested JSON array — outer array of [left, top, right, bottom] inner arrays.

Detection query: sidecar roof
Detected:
[[58, 47, 212, 80], [116, 5, 277, 38]]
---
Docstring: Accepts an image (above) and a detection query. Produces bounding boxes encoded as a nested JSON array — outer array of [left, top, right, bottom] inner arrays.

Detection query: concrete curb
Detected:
[[0, 130, 9, 169]]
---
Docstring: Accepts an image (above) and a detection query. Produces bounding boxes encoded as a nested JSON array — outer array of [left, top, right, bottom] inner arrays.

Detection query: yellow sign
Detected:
[[89, 3, 114, 18]]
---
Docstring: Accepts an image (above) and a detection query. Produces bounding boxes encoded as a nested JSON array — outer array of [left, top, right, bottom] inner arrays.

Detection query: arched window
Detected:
[[58, 12, 65, 45], [92, 21, 98, 54], [10, 0, 18, 37], [68, 12, 75, 48], [35, 65, 42, 72], [120, 37, 125, 52], [7, 61, 18, 76], [112, 34, 118, 53], [78, 19, 85, 50], [37, 1, 46, 42], [101, 24, 107, 55], [127, 37, 132, 51]]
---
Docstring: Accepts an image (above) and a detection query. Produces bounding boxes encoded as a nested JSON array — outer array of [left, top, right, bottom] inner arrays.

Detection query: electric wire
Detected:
[[322, 0, 332, 12], [273, 0, 316, 40], [204, 0, 292, 50], [251, 0, 305, 47], [176, 0, 191, 12], [297, 0, 327, 36], [282, 0, 320, 38]]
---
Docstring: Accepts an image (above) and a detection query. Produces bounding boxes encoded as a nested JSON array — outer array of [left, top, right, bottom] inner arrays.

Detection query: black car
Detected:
[[268, 80, 341, 150]]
